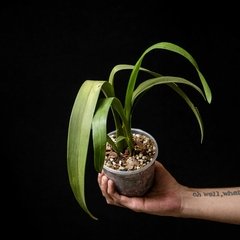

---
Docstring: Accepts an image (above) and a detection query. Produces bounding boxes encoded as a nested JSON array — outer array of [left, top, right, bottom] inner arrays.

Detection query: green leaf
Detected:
[[124, 42, 212, 122], [149, 42, 212, 104], [92, 97, 133, 172], [92, 98, 115, 172], [108, 64, 134, 85], [132, 76, 205, 142], [167, 83, 204, 143], [67, 80, 114, 220], [132, 76, 205, 102]]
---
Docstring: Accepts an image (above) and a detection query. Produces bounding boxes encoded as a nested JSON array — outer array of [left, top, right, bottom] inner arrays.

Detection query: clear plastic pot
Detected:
[[103, 128, 158, 197]]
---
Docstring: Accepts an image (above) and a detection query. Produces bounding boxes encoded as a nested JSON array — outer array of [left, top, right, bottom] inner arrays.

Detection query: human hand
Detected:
[[98, 161, 184, 217]]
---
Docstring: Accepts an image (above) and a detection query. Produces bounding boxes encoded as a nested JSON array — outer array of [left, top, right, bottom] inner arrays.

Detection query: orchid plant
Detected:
[[67, 41, 212, 220]]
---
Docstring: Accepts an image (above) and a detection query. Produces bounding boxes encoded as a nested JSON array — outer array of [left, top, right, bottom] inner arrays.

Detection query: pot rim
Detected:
[[103, 128, 158, 175]]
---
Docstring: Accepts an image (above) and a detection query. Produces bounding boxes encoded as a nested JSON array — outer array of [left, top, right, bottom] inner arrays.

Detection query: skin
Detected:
[[98, 161, 240, 225]]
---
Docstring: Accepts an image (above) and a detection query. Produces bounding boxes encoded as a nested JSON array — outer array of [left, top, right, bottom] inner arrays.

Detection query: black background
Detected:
[[3, 2, 240, 238]]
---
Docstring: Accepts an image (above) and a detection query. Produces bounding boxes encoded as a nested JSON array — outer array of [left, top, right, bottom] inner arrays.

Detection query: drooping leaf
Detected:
[[67, 80, 114, 220], [132, 76, 205, 102], [132, 76, 205, 142], [124, 42, 212, 122]]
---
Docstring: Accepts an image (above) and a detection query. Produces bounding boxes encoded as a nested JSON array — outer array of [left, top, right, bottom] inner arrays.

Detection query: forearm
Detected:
[[180, 186, 240, 225]]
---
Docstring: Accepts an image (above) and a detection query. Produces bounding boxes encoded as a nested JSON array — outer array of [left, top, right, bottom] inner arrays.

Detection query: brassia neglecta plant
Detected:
[[67, 41, 212, 220]]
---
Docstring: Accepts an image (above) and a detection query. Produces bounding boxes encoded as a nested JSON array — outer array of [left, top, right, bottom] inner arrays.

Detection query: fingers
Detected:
[[98, 172, 109, 199], [98, 172, 123, 207]]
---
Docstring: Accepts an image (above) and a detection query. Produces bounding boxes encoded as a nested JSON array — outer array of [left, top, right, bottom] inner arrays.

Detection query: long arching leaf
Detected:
[[124, 42, 212, 122], [132, 76, 205, 102], [132, 76, 206, 142], [67, 80, 114, 220]]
